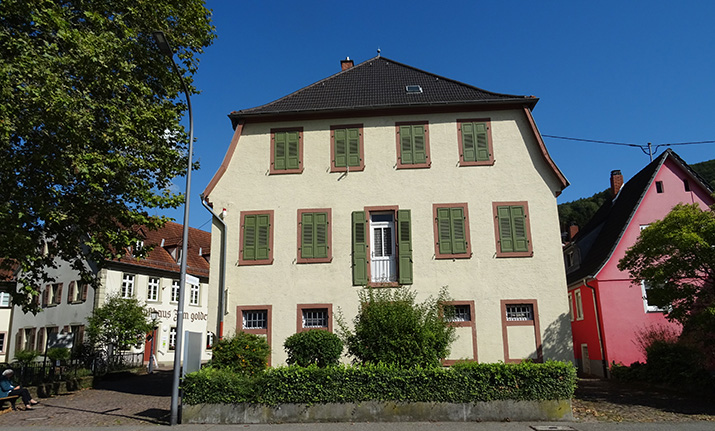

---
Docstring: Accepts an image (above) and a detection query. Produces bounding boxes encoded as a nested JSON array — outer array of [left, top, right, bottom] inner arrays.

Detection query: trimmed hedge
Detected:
[[182, 361, 576, 405]]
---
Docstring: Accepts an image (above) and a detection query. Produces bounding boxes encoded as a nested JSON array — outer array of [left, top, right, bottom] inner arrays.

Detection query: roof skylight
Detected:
[[405, 85, 423, 94]]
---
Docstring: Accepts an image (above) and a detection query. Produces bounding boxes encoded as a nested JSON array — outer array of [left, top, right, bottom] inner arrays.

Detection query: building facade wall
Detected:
[[207, 109, 572, 366], [589, 158, 712, 369]]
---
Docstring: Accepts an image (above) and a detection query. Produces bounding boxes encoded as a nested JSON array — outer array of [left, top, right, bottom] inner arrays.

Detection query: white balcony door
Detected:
[[370, 213, 396, 282]]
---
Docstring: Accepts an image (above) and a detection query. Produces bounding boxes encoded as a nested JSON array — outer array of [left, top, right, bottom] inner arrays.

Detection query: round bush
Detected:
[[284, 330, 343, 367], [210, 332, 270, 376]]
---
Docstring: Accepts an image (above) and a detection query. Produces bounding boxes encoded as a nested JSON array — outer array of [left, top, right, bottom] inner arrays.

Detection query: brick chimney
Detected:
[[341, 57, 354, 71], [569, 224, 579, 241], [610, 170, 623, 197]]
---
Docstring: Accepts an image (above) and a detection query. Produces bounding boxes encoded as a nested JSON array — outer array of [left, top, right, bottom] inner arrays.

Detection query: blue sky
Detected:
[[166, 0, 715, 230]]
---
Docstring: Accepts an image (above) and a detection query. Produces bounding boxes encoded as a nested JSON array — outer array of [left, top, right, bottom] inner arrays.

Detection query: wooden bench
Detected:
[[0, 395, 19, 411]]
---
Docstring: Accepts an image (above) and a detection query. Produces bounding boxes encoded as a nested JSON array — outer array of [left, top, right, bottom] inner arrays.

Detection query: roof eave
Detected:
[[228, 98, 538, 128]]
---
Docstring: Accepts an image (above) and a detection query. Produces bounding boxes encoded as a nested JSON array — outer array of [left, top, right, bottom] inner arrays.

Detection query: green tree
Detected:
[[618, 203, 715, 335], [0, 1, 215, 311], [86, 294, 153, 351], [337, 288, 456, 368], [210, 332, 271, 376]]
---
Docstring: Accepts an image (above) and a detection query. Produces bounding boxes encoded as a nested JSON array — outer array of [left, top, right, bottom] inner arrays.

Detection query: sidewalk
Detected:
[[0, 369, 711, 429]]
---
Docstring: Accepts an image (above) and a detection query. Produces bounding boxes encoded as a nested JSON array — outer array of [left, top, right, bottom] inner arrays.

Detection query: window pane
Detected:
[[243, 310, 267, 329], [506, 304, 534, 321], [302, 308, 328, 328]]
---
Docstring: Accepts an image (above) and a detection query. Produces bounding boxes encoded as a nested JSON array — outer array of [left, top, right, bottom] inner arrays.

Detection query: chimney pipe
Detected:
[[341, 57, 354, 71], [610, 170, 623, 197]]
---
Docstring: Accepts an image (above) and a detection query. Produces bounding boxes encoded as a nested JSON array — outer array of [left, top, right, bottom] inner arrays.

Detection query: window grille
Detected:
[[169, 327, 176, 350], [302, 309, 328, 328], [171, 280, 180, 303], [506, 304, 533, 321], [190, 284, 200, 306], [243, 310, 268, 329], [450, 304, 471, 322]]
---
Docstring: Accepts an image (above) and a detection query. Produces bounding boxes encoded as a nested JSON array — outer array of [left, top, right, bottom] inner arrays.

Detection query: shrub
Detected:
[[14, 349, 38, 365], [284, 330, 343, 367], [47, 347, 71, 362], [209, 332, 270, 376], [633, 324, 680, 357], [182, 361, 577, 405], [645, 340, 712, 388], [337, 287, 455, 368]]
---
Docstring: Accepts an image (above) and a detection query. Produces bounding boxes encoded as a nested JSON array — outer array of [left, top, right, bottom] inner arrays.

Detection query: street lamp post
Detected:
[[152, 30, 194, 426], [148, 310, 159, 374]]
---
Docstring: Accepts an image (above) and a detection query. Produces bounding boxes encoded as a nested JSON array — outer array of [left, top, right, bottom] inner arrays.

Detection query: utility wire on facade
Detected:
[[543, 134, 715, 161]]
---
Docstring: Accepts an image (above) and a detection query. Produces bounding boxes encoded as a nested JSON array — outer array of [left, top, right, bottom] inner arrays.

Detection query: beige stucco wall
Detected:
[[206, 108, 572, 366]]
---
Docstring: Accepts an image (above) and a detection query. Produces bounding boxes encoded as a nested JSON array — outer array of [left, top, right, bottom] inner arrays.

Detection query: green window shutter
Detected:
[[347, 128, 361, 167], [397, 209, 413, 284], [436, 207, 467, 255], [461, 123, 476, 162], [474, 122, 489, 161], [256, 214, 271, 260], [274, 133, 286, 170], [436, 208, 453, 254], [352, 211, 368, 285], [301, 213, 315, 259], [286, 131, 300, 170], [497, 206, 515, 253], [400, 125, 413, 164], [243, 214, 257, 260], [334, 129, 347, 167], [302, 212, 328, 259], [412, 125, 426, 164], [450, 207, 467, 254], [510, 206, 529, 252]]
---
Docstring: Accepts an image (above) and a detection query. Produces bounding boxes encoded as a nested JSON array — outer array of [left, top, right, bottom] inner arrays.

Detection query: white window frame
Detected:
[[568, 292, 574, 322], [0, 292, 10, 308], [147, 277, 160, 302], [171, 280, 180, 303], [575, 289, 584, 320], [169, 326, 177, 350], [641, 280, 665, 313], [189, 284, 200, 306], [121, 274, 135, 299]]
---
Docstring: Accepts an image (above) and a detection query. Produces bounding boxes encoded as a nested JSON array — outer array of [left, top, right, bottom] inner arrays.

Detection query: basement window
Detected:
[[405, 85, 423, 93]]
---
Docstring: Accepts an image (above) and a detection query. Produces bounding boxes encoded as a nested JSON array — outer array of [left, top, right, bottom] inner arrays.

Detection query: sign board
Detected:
[[186, 274, 200, 286], [48, 332, 74, 349], [183, 331, 203, 376]]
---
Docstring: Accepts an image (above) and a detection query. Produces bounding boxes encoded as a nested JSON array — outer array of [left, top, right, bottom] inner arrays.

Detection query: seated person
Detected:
[[0, 369, 39, 410]]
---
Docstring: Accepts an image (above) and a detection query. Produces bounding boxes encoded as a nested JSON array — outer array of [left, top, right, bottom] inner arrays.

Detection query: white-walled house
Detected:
[[203, 56, 573, 366], [8, 222, 213, 367]]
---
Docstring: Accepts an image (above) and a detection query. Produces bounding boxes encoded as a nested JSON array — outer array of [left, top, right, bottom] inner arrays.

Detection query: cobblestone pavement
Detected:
[[572, 378, 715, 422], [0, 371, 713, 427], [0, 369, 172, 427]]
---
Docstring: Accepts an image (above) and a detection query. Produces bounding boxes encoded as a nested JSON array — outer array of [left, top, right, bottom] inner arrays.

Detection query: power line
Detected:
[[542, 134, 715, 161]]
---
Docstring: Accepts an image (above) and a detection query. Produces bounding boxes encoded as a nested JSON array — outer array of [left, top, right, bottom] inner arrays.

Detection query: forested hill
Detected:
[[558, 158, 715, 233]]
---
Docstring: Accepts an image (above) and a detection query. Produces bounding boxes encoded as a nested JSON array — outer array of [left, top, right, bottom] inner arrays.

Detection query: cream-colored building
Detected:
[[8, 222, 213, 367], [203, 56, 573, 366]]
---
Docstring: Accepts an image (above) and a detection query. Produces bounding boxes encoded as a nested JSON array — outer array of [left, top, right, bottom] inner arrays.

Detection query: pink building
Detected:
[[564, 149, 713, 377]]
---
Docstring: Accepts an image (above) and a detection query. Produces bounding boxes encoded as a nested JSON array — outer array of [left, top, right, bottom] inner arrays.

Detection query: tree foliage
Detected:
[[0, 0, 215, 311], [558, 189, 610, 233], [284, 329, 343, 368], [337, 288, 456, 368], [618, 203, 715, 334], [209, 332, 271, 376], [86, 294, 153, 351]]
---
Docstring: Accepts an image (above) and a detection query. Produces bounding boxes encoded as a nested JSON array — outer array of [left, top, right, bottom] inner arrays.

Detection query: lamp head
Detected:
[[152, 31, 174, 57]]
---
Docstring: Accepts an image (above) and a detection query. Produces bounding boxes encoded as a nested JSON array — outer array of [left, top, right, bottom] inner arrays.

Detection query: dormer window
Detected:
[[405, 85, 422, 94]]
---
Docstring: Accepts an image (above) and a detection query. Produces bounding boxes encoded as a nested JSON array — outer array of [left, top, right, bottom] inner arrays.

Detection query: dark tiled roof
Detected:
[[566, 149, 713, 285], [112, 222, 211, 279], [229, 56, 536, 124]]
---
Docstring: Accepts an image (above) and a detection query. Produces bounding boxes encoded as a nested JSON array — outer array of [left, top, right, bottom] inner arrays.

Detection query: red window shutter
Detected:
[[55, 283, 63, 304], [81, 284, 89, 302], [42, 286, 50, 307], [67, 281, 76, 304]]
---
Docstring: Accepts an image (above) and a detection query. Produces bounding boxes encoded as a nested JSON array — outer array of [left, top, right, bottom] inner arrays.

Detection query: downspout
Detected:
[[201, 194, 227, 339], [583, 278, 609, 378]]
